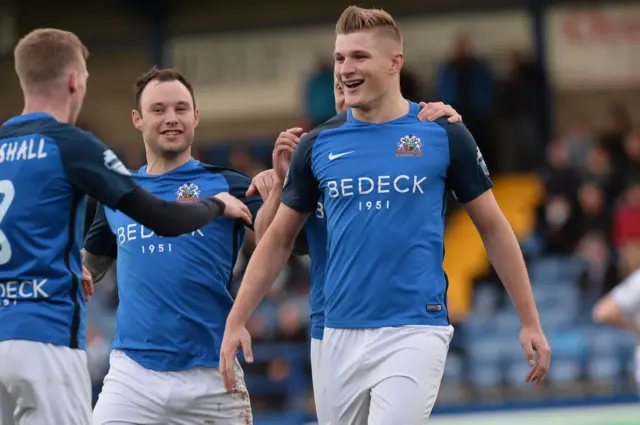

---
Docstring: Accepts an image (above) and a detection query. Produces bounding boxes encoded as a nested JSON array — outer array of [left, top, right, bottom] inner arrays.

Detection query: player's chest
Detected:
[[312, 128, 449, 198], [106, 176, 233, 252]]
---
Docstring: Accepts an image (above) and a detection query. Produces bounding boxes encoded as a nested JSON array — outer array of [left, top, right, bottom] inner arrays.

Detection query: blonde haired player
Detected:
[[249, 75, 463, 424], [0, 30, 250, 425], [222, 5, 550, 424]]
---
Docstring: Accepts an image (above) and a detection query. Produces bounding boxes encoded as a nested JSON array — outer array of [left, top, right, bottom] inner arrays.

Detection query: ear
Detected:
[[68, 71, 78, 94], [389, 52, 403, 75], [194, 107, 200, 129], [132, 109, 143, 131]]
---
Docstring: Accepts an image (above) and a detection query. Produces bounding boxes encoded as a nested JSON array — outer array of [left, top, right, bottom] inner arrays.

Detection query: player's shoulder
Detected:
[[199, 163, 252, 184], [304, 112, 349, 143], [428, 118, 474, 145]]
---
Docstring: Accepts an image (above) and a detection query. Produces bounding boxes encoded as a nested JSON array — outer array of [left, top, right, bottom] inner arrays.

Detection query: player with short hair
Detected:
[[0, 29, 250, 425], [250, 77, 463, 425], [221, 6, 551, 424], [84, 66, 271, 425]]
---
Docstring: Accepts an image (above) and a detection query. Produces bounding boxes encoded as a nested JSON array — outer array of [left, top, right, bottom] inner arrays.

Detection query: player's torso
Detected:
[[310, 113, 451, 327], [105, 161, 244, 367], [0, 119, 86, 347]]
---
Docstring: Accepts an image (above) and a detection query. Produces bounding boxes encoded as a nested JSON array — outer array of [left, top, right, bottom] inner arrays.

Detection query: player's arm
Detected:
[[57, 130, 245, 236], [226, 137, 318, 327], [252, 128, 310, 254], [82, 202, 116, 283], [443, 120, 550, 384], [593, 272, 640, 332], [221, 134, 319, 390]]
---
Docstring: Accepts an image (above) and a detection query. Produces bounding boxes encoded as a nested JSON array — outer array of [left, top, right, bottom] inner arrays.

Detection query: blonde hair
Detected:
[[14, 28, 88, 94], [335, 5, 402, 45]]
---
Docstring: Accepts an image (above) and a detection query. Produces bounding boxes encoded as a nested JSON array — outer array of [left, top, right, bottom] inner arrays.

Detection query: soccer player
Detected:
[[84, 67, 272, 425], [250, 77, 464, 425], [0, 30, 251, 425], [593, 269, 640, 394], [221, 6, 551, 424]]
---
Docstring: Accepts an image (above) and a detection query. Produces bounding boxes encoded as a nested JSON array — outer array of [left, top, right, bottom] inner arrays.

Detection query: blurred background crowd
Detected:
[[2, 0, 640, 423]]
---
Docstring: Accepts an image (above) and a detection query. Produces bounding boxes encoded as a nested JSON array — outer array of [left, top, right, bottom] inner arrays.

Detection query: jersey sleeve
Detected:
[[56, 128, 138, 209], [221, 169, 263, 228], [441, 120, 494, 203], [280, 133, 320, 213], [610, 270, 640, 318], [83, 202, 117, 258]]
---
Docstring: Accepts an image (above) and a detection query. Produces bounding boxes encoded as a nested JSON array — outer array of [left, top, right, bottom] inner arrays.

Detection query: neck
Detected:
[[351, 90, 408, 123], [145, 148, 192, 175], [23, 96, 71, 124]]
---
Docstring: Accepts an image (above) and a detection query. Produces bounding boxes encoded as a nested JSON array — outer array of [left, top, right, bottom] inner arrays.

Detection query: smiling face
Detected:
[[132, 79, 199, 158], [335, 30, 402, 110]]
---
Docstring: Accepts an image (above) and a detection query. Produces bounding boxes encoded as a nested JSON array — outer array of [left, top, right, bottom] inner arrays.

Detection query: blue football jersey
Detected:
[[305, 198, 328, 340], [281, 102, 493, 329], [0, 112, 137, 350], [84, 159, 262, 371]]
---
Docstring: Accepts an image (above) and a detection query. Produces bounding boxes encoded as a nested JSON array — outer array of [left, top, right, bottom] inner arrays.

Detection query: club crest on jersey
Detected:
[[396, 135, 423, 157], [176, 183, 201, 202]]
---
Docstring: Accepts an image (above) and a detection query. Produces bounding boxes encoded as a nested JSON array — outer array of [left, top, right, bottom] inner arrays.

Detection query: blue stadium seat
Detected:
[[443, 353, 464, 383]]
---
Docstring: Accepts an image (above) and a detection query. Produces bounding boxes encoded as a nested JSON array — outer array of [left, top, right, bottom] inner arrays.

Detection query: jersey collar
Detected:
[[346, 100, 419, 125], [138, 157, 200, 176], [3, 112, 56, 126]]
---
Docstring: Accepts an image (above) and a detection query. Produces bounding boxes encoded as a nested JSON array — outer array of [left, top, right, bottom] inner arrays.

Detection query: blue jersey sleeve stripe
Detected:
[[436, 119, 494, 204], [201, 164, 263, 230]]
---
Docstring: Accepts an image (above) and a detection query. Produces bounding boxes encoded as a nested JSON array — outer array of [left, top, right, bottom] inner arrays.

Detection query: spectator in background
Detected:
[[613, 181, 640, 276], [562, 117, 594, 172], [534, 193, 580, 255], [619, 131, 640, 183], [303, 58, 336, 128], [541, 141, 581, 201], [497, 48, 544, 172], [575, 182, 610, 238], [600, 103, 633, 169], [436, 33, 495, 170]]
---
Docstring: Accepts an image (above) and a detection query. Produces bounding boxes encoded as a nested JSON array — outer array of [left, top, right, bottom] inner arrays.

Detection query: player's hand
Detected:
[[246, 169, 277, 201], [213, 193, 252, 226], [417, 101, 462, 123], [520, 325, 551, 387], [273, 128, 305, 182], [220, 324, 254, 391], [81, 266, 94, 302]]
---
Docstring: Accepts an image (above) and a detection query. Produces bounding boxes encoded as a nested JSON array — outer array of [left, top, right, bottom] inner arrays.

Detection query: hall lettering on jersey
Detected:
[[327, 175, 427, 198], [0, 138, 48, 163], [0, 279, 49, 305]]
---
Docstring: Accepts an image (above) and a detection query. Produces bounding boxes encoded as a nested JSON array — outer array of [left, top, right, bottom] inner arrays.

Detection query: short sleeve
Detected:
[[221, 169, 263, 229], [83, 203, 117, 258], [280, 133, 320, 213], [441, 121, 494, 203], [610, 270, 640, 318], [56, 128, 138, 209]]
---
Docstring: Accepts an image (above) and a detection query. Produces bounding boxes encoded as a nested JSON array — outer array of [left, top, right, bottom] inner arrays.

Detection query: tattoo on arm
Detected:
[[82, 250, 115, 283]]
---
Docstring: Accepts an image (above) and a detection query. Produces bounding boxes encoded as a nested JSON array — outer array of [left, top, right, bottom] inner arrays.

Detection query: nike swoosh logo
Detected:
[[328, 151, 354, 161]]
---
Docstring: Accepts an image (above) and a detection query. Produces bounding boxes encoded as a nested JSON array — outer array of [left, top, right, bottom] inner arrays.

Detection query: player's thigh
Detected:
[[92, 351, 167, 425], [174, 359, 252, 425], [0, 379, 16, 425], [1, 340, 92, 425], [323, 328, 370, 425], [310, 338, 330, 425], [368, 325, 454, 425]]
